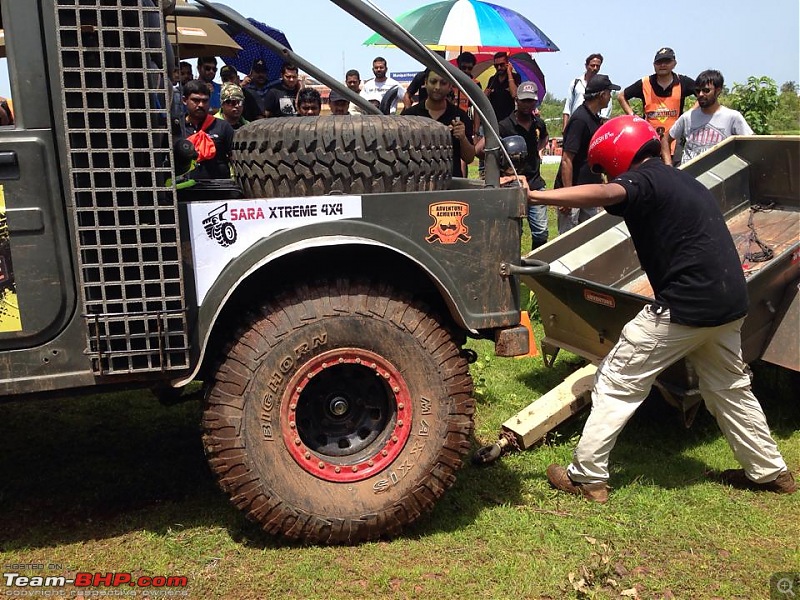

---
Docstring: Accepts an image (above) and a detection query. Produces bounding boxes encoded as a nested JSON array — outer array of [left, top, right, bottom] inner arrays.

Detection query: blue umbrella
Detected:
[[222, 18, 292, 80]]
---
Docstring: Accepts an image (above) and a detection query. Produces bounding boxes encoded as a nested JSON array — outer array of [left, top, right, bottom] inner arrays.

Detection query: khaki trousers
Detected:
[[567, 306, 788, 484]]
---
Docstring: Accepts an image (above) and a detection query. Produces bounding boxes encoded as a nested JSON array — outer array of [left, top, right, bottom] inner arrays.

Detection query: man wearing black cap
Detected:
[[618, 48, 697, 162], [244, 58, 272, 117], [328, 89, 350, 115], [498, 81, 549, 249], [555, 74, 619, 234]]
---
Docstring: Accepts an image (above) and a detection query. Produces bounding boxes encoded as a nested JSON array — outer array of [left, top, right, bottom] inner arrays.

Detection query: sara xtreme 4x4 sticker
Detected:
[[426, 201, 471, 244], [187, 196, 362, 304]]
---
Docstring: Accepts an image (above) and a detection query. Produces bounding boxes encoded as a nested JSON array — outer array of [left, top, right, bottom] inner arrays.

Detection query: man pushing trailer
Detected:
[[520, 115, 796, 503]]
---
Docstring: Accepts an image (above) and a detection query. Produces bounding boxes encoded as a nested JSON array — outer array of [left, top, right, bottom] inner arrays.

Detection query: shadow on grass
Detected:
[[0, 389, 518, 552]]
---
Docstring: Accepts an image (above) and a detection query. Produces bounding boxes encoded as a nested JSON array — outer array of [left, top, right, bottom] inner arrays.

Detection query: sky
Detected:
[[219, 0, 800, 99], [1, 0, 798, 102]]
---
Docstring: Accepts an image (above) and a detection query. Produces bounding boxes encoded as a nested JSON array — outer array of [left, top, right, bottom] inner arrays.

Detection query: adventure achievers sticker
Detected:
[[426, 201, 471, 244]]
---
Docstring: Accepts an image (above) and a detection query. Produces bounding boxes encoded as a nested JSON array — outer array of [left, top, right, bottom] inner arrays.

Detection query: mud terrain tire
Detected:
[[203, 280, 475, 544], [230, 115, 454, 198]]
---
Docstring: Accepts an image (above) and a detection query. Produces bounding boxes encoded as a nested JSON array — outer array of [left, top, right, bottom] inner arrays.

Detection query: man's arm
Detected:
[[536, 118, 549, 153], [452, 118, 475, 165], [262, 90, 276, 118], [528, 182, 627, 208], [559, 152, 575, 185], [507, 69, 520, 98], [660, 133, 674, 164], [617, 90, 634, 115]]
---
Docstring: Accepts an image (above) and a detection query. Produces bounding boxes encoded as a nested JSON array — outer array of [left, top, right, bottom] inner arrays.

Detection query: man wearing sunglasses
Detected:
[[662, 70, 752, 165], [196, 56, 222, 114], [484, 51, 520, 121], [216, 83, 249, 130], [618, 48, 697, 162]]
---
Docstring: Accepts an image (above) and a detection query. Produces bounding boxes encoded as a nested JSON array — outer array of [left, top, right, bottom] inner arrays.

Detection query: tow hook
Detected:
[[472, 433, 517, 466]]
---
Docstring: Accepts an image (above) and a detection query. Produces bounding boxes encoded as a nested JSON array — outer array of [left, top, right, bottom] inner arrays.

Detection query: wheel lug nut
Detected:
[[351, 466, 358, 472], [368, 460, 374, 467], [393, 386, 400, 393], [383, 372, 390, 379], [397, 420, 404, 427], [318, 462, 325, 469], [289, 422, 296, 429], [370, 363, 377, 369], [338, 357, 344, 363], [322, 362, 327, 368], [304, 452, 311, 459], [355, 358, 361, 364], [290, 403, 297, 411], [382, 450, 388, 457], [335, 467, 341, 473], [398, 403, 404, 410], [392, 436, 398, 443], [294, 438, 301, 446]]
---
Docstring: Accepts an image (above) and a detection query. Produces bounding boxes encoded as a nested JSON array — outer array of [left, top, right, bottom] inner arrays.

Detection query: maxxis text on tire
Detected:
[[202, 280, 475, 544], [230, 115, 454, 198]]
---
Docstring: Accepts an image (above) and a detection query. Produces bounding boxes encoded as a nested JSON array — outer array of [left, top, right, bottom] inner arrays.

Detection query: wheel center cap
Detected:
[[329, 396, 349, 416]]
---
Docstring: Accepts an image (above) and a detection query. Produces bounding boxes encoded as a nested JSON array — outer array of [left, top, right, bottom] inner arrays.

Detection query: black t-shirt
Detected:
[[485, 71, 521, 121], [609, 158, 748, 326], [554, 103, 603, 188], [402, 102, 473, 178], [241, 87, 262, 121], [623, 74, 697, 113], [185, 116, 234, 179], [498, 112, 547, 189], [264, 85, 298, 117]]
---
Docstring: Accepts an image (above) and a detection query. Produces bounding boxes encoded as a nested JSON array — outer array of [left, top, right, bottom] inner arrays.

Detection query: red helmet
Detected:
[[588, 115, 660, 179]]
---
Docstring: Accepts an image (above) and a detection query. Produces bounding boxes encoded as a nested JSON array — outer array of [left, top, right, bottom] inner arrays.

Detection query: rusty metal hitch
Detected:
[[500, 257, 550, 277]]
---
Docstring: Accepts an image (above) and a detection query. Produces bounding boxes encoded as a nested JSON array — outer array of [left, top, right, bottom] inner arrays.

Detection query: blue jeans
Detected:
[[528, 187, 548, 250]]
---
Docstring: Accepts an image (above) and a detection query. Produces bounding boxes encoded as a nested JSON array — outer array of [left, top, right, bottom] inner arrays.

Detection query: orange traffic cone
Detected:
[[515, 310, 539, 358]]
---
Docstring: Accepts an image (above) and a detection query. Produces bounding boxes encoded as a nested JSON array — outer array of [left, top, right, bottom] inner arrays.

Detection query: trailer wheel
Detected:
[[230, 115, 453, 198], [203, 280, 474, 544]]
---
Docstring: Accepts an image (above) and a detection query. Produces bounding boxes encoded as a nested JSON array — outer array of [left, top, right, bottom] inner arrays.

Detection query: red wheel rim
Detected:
[[280, 348, 413, 483]]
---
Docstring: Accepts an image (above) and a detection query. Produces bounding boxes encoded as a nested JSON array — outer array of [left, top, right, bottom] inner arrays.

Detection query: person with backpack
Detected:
[[183, 79, 234, 180], [562, 53, 611, 130]]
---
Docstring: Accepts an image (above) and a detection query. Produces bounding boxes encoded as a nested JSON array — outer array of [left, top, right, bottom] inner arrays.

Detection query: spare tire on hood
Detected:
[[230, 115, 453, 198]]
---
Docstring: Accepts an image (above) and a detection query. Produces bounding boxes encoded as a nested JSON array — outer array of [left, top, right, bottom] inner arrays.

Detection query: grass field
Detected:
[[1, 160, 797, 599]]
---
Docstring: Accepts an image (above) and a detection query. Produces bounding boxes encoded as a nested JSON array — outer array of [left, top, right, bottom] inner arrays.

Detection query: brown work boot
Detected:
[[716, 469, 797, 494], [546, 464, 609, 503]]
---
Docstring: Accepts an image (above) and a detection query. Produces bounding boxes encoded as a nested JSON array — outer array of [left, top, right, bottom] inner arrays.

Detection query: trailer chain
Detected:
[[743, 203, 775, 264]]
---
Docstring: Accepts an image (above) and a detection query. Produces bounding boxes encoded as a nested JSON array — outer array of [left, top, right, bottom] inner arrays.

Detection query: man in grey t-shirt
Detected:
[[663, 69, 752, 164]]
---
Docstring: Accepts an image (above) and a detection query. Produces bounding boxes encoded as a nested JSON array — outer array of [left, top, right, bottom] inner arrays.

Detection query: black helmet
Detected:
[[499, 135, 528, 171]]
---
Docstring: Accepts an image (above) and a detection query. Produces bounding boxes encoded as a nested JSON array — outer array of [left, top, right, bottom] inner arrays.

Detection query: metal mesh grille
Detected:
[[55, 0, 190, 375]]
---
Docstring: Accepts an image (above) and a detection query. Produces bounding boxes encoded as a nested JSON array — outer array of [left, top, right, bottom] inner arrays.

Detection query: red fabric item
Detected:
[[187, 114, 217, 161]]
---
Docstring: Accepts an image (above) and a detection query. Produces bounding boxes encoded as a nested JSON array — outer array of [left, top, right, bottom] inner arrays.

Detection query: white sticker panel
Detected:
[[187, 196, 362, 304]]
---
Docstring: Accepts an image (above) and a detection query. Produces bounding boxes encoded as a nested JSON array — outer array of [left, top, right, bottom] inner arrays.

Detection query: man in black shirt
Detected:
[[524, 115, 795, 502], [264, 63, 302, 117], [402, 69, 475, 178], [498, 81, 548, 249], [484, 51, 521, 121], [555, 74, 619, 234], [183, 80, 234, 179]]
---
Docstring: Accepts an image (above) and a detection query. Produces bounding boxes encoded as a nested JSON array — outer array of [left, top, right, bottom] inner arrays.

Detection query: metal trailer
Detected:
[[477, 135, 800, 460]]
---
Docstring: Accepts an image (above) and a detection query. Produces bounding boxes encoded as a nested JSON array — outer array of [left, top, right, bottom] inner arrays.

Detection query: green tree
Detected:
[[726, 76, 779, 134], [769, 81, 800, 133]]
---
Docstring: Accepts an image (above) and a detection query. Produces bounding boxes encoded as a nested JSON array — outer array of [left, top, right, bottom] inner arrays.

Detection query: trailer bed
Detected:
[[523, 136, 800, 384]]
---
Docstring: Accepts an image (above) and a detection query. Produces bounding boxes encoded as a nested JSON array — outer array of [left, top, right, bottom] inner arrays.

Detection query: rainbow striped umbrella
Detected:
[[364, 0, 558, 53]]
